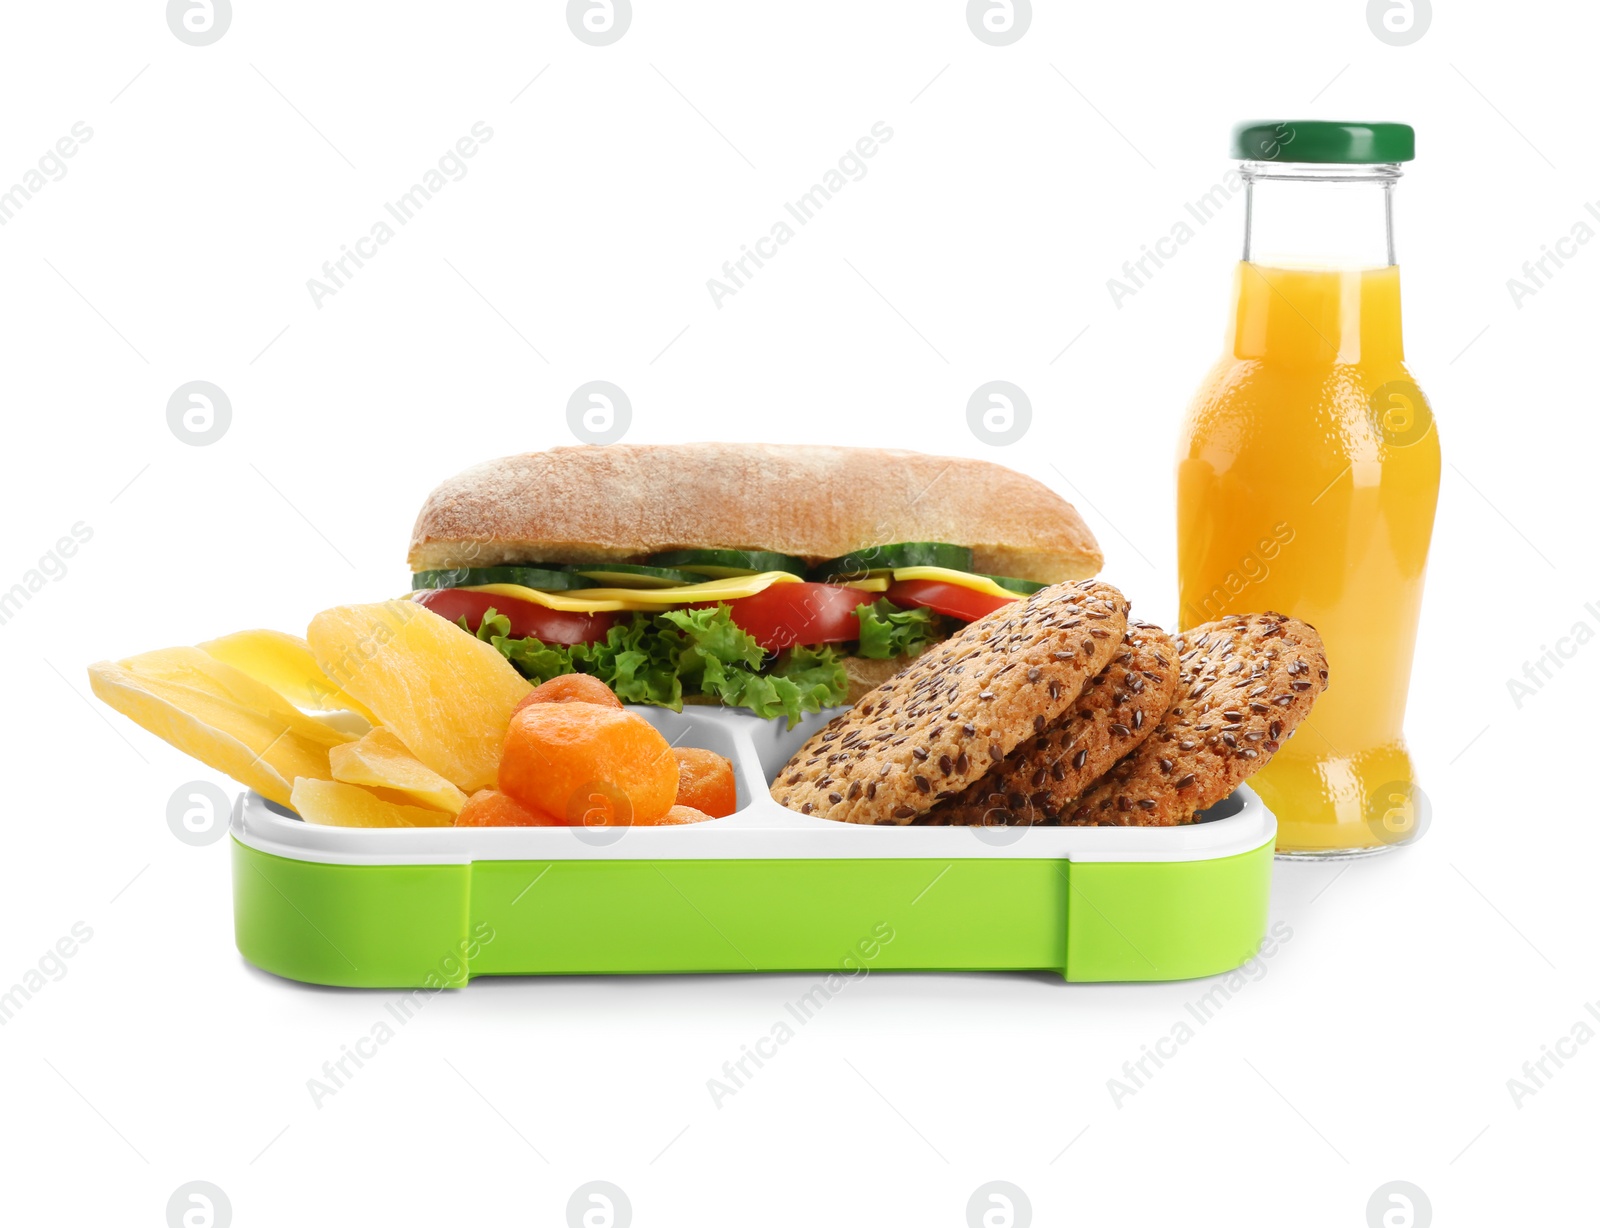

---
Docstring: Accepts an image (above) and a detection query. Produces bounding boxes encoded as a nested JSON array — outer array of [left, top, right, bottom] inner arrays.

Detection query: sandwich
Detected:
[[407, 444, 1102, 725]]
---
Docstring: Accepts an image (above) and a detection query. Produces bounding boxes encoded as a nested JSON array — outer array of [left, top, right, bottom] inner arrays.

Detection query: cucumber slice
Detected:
[[646, 548, 808, 579], [982, 574, 1048, 595], [811, 541, 974, 581], [412, 566, 592, 592], [568, 562, 706, 589]]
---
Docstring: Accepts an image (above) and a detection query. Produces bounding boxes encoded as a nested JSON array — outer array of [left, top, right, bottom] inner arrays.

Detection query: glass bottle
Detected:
[[1176, 121, 1440, 857]]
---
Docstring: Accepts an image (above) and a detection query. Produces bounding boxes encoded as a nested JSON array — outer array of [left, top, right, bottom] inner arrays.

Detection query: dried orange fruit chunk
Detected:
[[291, 778, 454, 828], [455, 788, 563, 827], [500, 703, 678, 825], [642, 804, 714, 826], [514, 673, 622, 712], [200, 629, 377, 721], [672, 747, 737, 818], [329, 728, 469, 815], [307, 600, 532, 792], [87, 657, 339, 808]]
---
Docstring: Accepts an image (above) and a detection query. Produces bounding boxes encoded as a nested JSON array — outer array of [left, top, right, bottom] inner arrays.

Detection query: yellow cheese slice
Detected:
[[889, 567, 1027, 601], [839, 576, 890, 593], [455, 585, 639, 612], [452, 570, 808, 613]]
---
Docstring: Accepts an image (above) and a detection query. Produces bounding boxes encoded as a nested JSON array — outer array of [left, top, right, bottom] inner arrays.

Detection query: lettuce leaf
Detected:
[[569, 614, 685, 707], [768, 645, 850, 715], [854, 599, 942, 660], [464, 605, 850, 727], [463, 611, 575, 684]]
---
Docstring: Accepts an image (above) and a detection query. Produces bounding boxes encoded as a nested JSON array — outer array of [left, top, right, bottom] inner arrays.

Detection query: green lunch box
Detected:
[[230, 706, 1276, 988]]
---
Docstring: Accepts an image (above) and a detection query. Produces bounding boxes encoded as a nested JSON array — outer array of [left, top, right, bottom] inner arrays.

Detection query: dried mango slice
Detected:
[[200, 629, 377, 722], [116, 647, 354, 750], [329, 728, 468, 815], [290, 778, 455, 828], [87, 660, 332, 809], [307, 600, 531, 792], [313, 710, 374, 739]]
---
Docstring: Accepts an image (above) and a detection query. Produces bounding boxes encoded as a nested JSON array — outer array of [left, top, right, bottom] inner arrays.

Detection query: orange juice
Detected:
[[1177, 122, 1438, 855], [1178, 262, 1439, 853]]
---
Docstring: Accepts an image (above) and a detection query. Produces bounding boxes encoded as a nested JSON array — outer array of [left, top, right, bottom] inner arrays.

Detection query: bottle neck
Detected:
[[1241, 161, 1400, 269], [1226, 263, 1404, 364]]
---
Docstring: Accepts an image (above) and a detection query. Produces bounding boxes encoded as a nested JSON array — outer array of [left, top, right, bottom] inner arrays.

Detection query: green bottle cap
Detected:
[[1230, 121, 1415, 164]]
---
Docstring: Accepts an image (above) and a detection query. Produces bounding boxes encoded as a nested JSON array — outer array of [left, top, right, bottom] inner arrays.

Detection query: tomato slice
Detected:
[[884, 579, 1016, 623], [705, 582, 879, 652], [413, 589, 617, 646]]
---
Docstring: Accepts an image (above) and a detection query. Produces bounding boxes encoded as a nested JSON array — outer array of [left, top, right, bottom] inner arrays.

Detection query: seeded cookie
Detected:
[[921, 622, 1178, 826], [1065, 612, 1329, 827], [770, 580, 1130, 824]]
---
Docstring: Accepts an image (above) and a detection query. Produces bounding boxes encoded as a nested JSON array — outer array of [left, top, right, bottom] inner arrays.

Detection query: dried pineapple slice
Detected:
[[200, 629, 378, 722], [87, 660, 333, 809], [290, 777, 455, 828], [307, 600, 531, 792], [329, 728, 469, 815]]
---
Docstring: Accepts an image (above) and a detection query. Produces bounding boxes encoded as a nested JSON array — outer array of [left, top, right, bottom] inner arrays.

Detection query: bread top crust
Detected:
[[408, 444, 1103, 583]]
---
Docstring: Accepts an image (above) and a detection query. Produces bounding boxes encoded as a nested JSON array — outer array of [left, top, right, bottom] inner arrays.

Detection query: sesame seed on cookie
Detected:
[[770, 580, 1130, 824], [1065, 612, 1329, 827], [922, 621, 1178, 826]]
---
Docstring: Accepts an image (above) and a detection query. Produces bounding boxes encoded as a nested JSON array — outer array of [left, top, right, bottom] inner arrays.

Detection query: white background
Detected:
[[2, 2, 1595, 1225]]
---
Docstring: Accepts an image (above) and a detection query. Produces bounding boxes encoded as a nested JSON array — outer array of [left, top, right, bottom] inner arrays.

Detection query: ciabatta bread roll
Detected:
[[409, 444, 1102, 582]]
